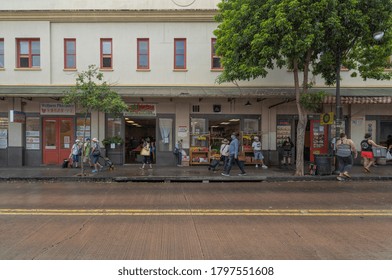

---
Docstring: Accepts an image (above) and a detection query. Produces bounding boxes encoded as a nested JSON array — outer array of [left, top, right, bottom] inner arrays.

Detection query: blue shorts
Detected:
[[92, 155, 99, 164], [72, 154, 79, 162], [254, 151, 264, 160]]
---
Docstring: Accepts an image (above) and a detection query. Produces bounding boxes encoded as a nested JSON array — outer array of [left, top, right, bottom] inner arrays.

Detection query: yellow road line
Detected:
[[1, 209, 392, 216]]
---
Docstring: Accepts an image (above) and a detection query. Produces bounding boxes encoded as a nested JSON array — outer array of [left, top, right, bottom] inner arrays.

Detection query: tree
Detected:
[[63, 65, 128, 175], [214, 0, 392, 176]]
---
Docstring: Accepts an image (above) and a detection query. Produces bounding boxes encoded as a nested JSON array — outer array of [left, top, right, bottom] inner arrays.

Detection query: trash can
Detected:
[[315, 154, 333, 175]]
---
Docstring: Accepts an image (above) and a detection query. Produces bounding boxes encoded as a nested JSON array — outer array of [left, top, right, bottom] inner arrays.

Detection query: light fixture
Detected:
[[245, 100, 252, 106], [220, 122, 230, 125], [229, 118, 240, 122]]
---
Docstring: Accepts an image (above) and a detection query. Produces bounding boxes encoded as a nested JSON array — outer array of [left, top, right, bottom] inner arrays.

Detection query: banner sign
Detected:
[[40, 103, 75, 115], [9, 110, 26, 123], [125, 104, 156, 116]]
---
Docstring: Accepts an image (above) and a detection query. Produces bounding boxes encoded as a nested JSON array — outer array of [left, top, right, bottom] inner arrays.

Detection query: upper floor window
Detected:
[[16, 38, 40, 68], [211, 38, 222, 70], [137, 38, 150, 70], [0, 39, 4, 68], [100, 38, 112, 69], [64, 39, 76, 69], [174, 38, 186, 70]]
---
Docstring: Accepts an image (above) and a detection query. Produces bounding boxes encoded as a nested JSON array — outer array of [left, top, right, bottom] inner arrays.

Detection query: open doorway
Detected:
[[124, 117, 156, 164]]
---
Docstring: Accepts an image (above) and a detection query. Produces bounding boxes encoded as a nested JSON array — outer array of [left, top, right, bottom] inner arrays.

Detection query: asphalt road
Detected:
[[0, 180, 391, 260]]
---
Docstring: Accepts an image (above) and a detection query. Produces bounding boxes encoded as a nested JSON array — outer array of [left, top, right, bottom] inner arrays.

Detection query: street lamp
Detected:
[[335, 31, 385, 140]]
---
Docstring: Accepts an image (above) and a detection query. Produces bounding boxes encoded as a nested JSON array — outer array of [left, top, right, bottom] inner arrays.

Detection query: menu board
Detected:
[[0, 117, 8, 149], [277, 120, 291, 147]]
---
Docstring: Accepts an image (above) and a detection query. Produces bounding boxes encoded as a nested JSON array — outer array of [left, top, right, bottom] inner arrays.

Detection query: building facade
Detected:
[[0, 0, 391, 167]]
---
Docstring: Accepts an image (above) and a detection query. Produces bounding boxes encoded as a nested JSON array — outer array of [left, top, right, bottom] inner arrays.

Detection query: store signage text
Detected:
[[40, 103, 75, 115], [125, 104, 156, 116], [9, 110, 26, 123]]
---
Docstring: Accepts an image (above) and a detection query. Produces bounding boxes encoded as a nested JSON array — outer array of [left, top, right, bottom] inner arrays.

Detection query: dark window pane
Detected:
[[213, 57, 221, 68], [20, 57, 29, 67], [102, 57, 112, 68]]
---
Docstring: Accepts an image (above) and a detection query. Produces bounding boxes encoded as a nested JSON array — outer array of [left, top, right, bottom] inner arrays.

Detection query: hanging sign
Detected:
[[125, 104, 156, 116], [40, 103, 75, 115], [320, 112, 334, 125]]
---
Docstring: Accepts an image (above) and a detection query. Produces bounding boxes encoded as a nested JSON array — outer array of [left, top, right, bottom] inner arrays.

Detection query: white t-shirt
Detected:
[[220, 144, 230, 156], [252, 141, 262, 151]]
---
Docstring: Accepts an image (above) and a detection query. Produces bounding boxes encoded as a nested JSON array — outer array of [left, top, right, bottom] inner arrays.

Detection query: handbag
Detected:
[[237, 154, 246, 161], [141, 147, 150, 156], [387, 151, 392, 161]]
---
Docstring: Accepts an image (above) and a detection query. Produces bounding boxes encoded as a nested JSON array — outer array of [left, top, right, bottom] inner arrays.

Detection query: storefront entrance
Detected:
[[125, 117, 156, 164], [43, 117, 74, 165]]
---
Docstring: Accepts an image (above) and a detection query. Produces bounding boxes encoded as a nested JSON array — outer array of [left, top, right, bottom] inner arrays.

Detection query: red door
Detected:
[[43, 118, 74, 165]]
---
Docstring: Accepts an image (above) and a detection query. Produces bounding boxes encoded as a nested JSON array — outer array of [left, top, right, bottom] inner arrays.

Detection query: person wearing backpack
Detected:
[[335, 133, 357, 180], [360, 133, 385, 173], [69, 139, 81, 168]]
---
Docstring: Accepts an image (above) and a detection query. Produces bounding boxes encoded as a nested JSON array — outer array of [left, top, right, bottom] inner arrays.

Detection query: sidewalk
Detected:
[[0, 163, 391, 182]]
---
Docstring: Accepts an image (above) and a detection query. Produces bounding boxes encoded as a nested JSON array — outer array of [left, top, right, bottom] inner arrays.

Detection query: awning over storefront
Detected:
[[323, 96, 392, 104]]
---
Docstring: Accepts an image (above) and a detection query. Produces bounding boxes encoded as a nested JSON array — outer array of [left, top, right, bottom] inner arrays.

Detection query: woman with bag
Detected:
[[336, 133, 357, 180], [91, 138, 103, 173], [360, 133, 385, 173], [140, 137, 152, 169]]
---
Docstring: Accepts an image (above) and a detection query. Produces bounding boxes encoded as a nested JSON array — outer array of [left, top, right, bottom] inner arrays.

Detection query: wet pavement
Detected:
[[0, 162, 391, 182]]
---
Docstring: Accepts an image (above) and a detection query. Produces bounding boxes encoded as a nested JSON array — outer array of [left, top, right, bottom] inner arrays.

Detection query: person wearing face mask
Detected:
[[221, 133, 246, 176]]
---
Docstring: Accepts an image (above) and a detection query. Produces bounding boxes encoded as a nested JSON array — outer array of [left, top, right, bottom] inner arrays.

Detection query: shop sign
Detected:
[[40, 103, 75, 115], [9, 110, 26, 123], [125, 104, 156, 116], [320, 112, 334, 125]]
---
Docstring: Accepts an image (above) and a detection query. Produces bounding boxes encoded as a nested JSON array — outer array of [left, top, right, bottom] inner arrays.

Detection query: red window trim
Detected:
[[64, 38, 76, 69], [137, 38, 150, 70], [100, 38, 113, 69], [211, 38, 223, 70], [16, 38, 40, 68], [0, 38, 4, 68], [174, 38, 186, 70]]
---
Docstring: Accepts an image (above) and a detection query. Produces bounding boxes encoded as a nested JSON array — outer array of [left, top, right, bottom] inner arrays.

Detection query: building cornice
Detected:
[[0, 10, 217, 23]]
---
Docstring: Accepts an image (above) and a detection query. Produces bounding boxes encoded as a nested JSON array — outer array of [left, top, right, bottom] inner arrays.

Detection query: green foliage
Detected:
[[102, 136, 124, 146], [299, 91, 327, 113], [62, 65, 128, 116]]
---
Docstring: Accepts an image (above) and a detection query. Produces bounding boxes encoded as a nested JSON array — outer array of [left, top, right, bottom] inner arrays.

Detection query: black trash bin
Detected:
[[315, 154, 332, 175]]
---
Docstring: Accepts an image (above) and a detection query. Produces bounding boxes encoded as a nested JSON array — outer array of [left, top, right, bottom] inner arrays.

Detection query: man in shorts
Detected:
[[252, 136, 268, 169]]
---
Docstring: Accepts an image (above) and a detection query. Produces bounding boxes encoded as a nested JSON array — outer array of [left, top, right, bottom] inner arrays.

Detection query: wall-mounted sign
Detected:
[[320, 112, 334, 125], [9, 110, 26, 123], [125, 104, 156, 116], [40, 103, 75, 115]]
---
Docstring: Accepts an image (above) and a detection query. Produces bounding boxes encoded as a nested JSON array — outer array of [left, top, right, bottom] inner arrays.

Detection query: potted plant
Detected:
[[102, 136, 124, 149]]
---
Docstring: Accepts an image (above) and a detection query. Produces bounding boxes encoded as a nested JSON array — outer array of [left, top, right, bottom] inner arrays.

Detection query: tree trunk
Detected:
[[293, 61, 308, 176]]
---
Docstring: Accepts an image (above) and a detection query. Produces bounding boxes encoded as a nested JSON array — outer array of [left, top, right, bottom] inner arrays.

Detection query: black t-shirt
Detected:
[[360, 139, 372, 152]]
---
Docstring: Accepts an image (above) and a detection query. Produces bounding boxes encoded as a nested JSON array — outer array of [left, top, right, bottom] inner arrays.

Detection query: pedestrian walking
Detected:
[[69, 139, 81, 168], [91, 137, 103, 173], [360, 133, 385, 173], [221, 133, 246, 176], [335, 133, 357, 181], [174, 139, 183, 167], [252, 136, 268, 168], [83, 137, 93, 168], [208, 138, 229, 171], [140, 137, 153, 169], [282, 136, 294, 166]]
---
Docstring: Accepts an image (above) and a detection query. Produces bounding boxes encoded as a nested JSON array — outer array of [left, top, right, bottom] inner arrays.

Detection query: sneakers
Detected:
[[343, 172, 351, 179], [255, 164, 259, 168], [262, 165, 268, 169], [92, 170, 98, 173], [238, 173, 247, 176], [337, 176, 344, 181], [221, 173, 230, 177]]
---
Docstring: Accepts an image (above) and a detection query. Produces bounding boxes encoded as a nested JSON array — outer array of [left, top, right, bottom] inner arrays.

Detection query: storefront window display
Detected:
[[76, 117, 91, 140], [26, 117, 40, 150], [0, 117, 8, 149]]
